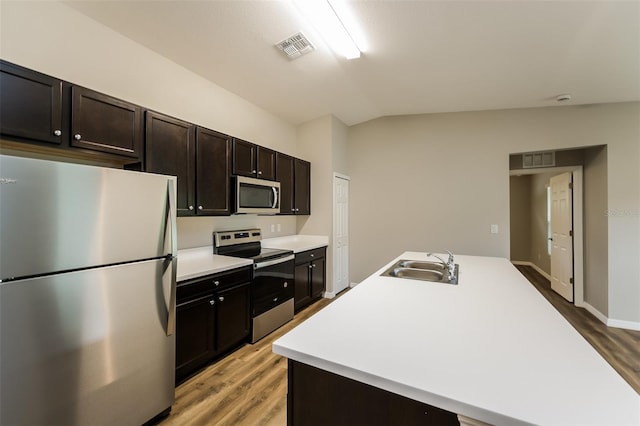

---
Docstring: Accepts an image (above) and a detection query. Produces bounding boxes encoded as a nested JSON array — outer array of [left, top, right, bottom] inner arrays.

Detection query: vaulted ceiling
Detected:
[[65, 0, 640, 126]]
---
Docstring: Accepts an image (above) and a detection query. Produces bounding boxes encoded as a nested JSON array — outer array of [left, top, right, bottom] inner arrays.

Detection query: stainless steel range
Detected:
[[213, 229, 294, 343]]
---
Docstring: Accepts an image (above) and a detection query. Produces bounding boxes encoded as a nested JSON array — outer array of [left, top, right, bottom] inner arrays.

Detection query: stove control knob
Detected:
[[213, 280, 220, 286], [218, 296, 225, 302], [209, 300, 215, 306]]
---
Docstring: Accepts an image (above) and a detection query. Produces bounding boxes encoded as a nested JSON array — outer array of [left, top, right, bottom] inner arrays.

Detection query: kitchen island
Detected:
[[273, 252, 640, 425]]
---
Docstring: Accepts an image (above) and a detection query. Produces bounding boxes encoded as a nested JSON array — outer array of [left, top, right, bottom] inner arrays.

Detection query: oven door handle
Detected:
[[254, 254, 295, 270]]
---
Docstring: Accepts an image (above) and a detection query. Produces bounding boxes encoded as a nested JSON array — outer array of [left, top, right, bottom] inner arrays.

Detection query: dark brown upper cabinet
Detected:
[[0, 60, 63, 145], [196, 127, 231, 215], [71, 87, 143, 160], [145, 111, 195, 216], [276, 153, 311, 215], [232, 138, 276, 180]]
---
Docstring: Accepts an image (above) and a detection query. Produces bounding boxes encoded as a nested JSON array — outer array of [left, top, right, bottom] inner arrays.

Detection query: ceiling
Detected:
[[65, 0, 640, 126]]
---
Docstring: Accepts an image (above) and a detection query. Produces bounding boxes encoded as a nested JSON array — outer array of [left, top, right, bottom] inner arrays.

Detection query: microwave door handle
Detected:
[[272, 187, 278, 208]]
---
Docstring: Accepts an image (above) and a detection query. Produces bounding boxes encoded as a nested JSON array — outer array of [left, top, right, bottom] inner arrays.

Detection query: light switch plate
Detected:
[[490, 224, 499, 234]]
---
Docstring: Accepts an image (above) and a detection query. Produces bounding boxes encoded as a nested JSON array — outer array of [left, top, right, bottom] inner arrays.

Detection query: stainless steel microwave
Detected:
[[234, 176, 280, 214]]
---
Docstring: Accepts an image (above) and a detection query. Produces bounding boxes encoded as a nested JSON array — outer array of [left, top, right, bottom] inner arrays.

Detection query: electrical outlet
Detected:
[[277, 224, 281, 232], [490, 224, 499, 234], [270, 224, 275, 232]]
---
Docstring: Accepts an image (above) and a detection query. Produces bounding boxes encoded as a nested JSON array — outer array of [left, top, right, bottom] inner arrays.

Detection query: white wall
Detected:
[[348, 103, 640, 324], [296, 115, 349, 294], [0, 1, 298, 248]]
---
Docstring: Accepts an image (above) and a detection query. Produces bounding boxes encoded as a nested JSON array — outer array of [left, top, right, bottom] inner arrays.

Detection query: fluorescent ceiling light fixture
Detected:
[[292, 0, 364, 59]]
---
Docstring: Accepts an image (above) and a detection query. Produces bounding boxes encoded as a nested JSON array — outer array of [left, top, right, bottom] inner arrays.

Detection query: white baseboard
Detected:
[[350, 281, 359, 288], [582, 302, 609, 326], [322, 291, 336, 299], [511, 261, 551, 281], [607, 318, 640, 331]]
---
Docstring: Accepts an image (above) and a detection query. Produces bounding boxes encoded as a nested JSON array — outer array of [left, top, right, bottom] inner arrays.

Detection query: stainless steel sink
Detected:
[[380, 260, 459, 284], [397, 260, 446, 272]]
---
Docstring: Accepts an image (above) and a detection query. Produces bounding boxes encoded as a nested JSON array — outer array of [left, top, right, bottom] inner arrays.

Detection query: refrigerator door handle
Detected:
[[165, 178, 177, 336]]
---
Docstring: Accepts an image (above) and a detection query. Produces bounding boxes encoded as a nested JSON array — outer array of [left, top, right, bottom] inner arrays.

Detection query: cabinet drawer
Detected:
[[295, 247, 326, 265], [178, 266, 251, 302]]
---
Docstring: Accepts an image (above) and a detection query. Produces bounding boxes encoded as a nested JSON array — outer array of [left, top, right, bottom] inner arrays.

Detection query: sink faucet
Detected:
[[426, 250, 456, 281]]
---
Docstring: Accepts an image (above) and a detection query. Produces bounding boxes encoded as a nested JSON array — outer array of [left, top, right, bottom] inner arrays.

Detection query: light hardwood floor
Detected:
[[161, 267, 639, 425], [161, 298, 332, 426]]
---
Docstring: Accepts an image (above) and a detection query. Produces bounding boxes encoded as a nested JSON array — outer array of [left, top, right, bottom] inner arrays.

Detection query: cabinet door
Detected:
[[311, 257, 326, 299], [0, 61, 63, 145], [232, 138, 256, 177], [71, 86, 143, 159], [294, 263, 312, 312], [294, 159, 311, 215], [145, 111, 195, 216], [176, 293, 216, 382], [215, 282, 250, 354], [196, 127, 231, 215], [257, 146, 276, 180], [276, 152, 294, 215]]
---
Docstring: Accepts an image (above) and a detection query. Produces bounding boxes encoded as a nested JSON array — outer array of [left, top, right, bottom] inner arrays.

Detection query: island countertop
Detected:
[[272, 252, 640, 425]]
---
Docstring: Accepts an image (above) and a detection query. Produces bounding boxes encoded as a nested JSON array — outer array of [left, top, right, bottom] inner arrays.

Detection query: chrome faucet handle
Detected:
[[445, 250, 454, 266]]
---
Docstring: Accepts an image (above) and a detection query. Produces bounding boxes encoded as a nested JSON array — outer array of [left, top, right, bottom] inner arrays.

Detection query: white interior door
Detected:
[[550, 172, 574, 302], [333, 175, 350, 295]]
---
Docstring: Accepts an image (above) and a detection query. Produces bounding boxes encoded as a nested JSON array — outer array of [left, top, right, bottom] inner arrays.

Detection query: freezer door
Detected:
[[0, 155, 177, 280], [0, 258, 175, 426]]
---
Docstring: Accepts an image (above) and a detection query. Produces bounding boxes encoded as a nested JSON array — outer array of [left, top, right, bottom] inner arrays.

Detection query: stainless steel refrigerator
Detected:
[[0, 155, 177, 425]]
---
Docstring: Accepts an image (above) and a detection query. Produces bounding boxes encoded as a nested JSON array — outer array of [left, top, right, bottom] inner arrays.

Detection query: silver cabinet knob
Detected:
[[283, 282, 288, 288], [54, 130, 61, 136], [213, 280, 220, 286], [218, 296, 225, 302], [74, 134, 82, 140], [188, 205, 194, 211], [198, 205, 203, 211], [209, 300, 215, 306], [310, 254, 314, 258], [258, 171, 263, 175], [291, 208, 296, 212], [308, 264, 313, 269], [251, 170, 257, 174], [311, 264, 316, 268], [273, 297, 278, 302]]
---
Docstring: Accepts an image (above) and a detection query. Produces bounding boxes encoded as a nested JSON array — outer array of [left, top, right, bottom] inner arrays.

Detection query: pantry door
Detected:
[[333, 174, 350, 295], [550, 172, 574, 302]]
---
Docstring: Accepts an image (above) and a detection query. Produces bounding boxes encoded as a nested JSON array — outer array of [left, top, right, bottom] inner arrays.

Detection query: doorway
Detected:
[[509, 166, 584, 306], [332, 173, 350, 296]]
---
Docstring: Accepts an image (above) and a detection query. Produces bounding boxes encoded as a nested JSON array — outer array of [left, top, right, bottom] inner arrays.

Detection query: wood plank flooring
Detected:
[[160, 299, 332, 426], [160, 267, 639, 425], [514, 264, 640, 394]]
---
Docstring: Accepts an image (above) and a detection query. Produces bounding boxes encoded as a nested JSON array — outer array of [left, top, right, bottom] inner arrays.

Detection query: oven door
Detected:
[[235, 176, 280, 214], [252, 256, 294, 317]]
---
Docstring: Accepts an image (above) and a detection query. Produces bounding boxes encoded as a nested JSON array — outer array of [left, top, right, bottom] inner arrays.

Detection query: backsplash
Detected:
[[177, 215, 298, 249]]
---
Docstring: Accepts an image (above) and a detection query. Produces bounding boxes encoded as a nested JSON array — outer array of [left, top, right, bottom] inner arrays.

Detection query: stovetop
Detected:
[[213, 229, 293, 263]]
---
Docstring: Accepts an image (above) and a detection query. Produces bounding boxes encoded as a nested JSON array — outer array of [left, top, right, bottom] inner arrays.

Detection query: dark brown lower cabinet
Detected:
[[175, 267, 251, 383], [294, 247, 326, 312], [288, 360, 460, 426]]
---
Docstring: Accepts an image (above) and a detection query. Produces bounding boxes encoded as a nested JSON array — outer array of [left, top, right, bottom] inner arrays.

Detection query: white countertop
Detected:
[[176, 246, 253, 282], [273, 252, 640, 425], [262, 234, 328, 253]]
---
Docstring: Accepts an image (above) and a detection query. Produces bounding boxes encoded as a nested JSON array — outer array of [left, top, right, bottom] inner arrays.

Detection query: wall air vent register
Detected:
[[522, 151, 556, 168], [276, 32, 315, 59]]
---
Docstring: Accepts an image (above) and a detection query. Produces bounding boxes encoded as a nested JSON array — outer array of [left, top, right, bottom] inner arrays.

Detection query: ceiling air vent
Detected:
[[276, 32, 315, 59], [522, 151, 556, 168]]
